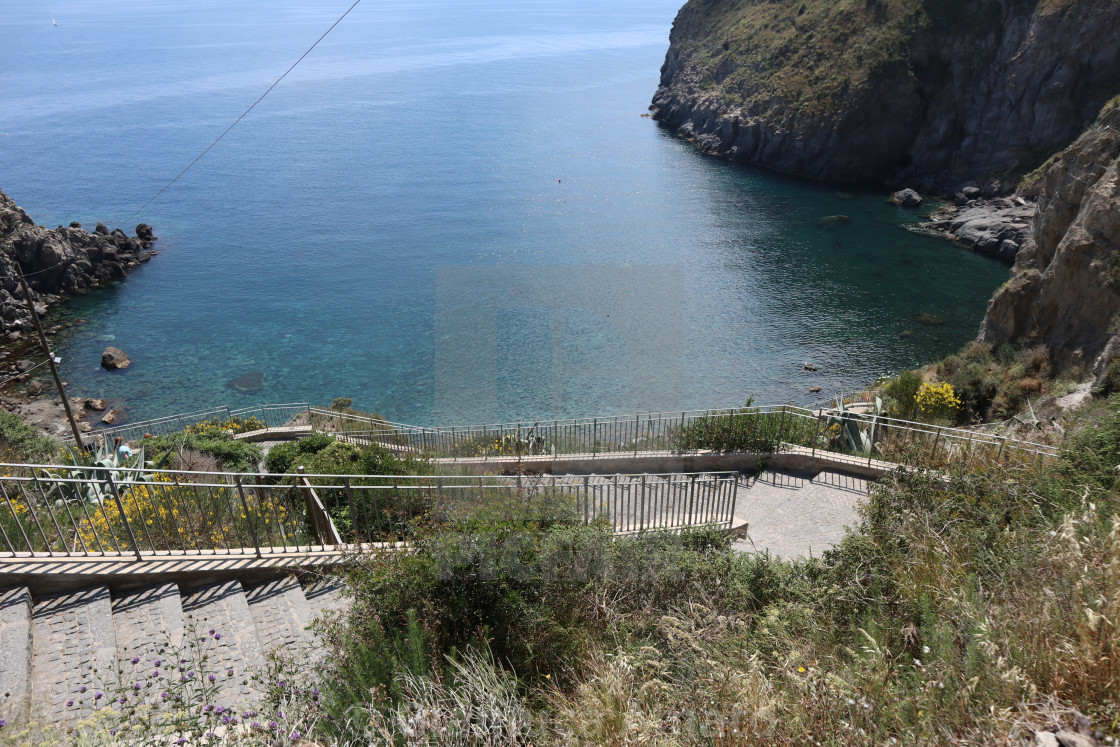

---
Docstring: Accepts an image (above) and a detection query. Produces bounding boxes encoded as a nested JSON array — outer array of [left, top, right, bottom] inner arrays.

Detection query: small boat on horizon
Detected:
[[51, 14, 58, 26]]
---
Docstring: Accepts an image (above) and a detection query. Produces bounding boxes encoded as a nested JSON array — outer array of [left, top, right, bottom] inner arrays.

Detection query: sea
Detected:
[[0, 0, 1010, 427]]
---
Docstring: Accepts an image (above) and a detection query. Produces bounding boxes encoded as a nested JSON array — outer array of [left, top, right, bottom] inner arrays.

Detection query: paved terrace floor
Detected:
[[733, 468, 869, 559]]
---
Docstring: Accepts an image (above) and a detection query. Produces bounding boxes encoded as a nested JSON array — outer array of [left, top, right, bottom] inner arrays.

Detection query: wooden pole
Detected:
[[14, 263, 84, 450]]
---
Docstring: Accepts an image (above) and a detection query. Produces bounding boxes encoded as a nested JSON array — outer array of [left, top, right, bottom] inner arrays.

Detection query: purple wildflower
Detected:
[[269, 721, 279, 730], [221, 714, 233, 724], [251, 721, 261, 729], [133, 683, 142, 691], [160, 692, 169, 699], [213, 633, 222, 640], [109, 728, 116, 736], [0, 719, 7, 728], [289, 732, 301, 742], [153, 659, 161, 667], [176, 739, 187, 746], [118, 697, 127, 705], [227, 668, 234, 677], [130, 656, 140, 665], [151, 670, 160, 678], [208, 629, 215, 636], [204, 704, 214, 712], [79, 685, 87, 693], [208, 674, 216, 682], [66, 700, 74, 707], [94, 691, 102, 700]]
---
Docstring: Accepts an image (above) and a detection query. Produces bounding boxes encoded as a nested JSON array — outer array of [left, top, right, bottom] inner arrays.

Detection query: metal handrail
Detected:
[[0, 466, 738, 559]]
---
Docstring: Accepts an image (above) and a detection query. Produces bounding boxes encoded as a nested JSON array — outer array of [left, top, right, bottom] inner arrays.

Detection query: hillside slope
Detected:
[[651, 0, 1120, 191]]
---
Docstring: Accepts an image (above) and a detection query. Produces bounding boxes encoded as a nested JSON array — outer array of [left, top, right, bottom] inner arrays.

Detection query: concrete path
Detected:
[[733, 468, 869, 559]]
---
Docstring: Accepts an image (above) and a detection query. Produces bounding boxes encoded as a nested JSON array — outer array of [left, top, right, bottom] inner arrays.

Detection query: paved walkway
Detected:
[[733, 468, 870, 559]]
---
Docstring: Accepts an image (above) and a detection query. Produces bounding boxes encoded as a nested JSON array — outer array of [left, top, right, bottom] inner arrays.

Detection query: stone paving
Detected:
[[732, 468, 870, 559], [180, 580, 267, 705], [30, 586, 117, 726], [0, 587, 31, 720]]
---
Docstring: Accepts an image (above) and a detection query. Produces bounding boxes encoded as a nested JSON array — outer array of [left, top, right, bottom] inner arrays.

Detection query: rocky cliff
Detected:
[[979, 97, 1120, 378], [651, 0, 1120, 192], [0, 189, 156, 343]]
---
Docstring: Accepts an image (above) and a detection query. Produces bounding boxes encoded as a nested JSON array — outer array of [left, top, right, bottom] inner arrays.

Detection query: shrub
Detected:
[[914, 381, 962, 422], [883, 369, 922, 419], [264, 432, 336, 475], [0, 410, 59, 464], [144, 428, 262, 473]]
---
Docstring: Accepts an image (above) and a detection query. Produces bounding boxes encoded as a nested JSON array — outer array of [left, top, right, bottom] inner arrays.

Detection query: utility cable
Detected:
[[0, 358, 51, 387], [116, 0, 364, 229]]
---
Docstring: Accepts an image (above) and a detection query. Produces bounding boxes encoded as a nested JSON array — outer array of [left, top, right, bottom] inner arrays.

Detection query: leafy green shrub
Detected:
[[673, 399, 814, 452], [264, 432, 336, 475], [883, 369, 922, 419], [144, 427, 262, 473], [295, 441, 425, 478], [0, 410, 59, 463]]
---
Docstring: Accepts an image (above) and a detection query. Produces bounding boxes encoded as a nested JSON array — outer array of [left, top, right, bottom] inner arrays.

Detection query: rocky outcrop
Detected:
[[651, 0, 1120, 192], [0, 189, 156, 343], [926, 197, 1036, 260], [978, 98, 1120, 376]]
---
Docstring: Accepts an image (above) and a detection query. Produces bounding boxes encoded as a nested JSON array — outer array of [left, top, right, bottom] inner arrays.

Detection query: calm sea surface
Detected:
[[0, 0, 1009, 426]]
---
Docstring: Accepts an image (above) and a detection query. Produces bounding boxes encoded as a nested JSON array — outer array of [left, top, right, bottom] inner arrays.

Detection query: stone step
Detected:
[[180, 580, 266, 709], [112, 583, 184, 689], [0, 586, 33, 722], [245, 576, 315, 659], [301, 575, 348, 624], [30, 585, 117, 726]]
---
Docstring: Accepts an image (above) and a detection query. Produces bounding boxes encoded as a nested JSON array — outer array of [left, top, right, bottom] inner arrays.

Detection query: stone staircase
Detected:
[[0, 574, 346, 729]]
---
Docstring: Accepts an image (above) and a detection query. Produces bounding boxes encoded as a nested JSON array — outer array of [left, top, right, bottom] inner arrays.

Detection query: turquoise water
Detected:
[[0, 0, 1008, 426]]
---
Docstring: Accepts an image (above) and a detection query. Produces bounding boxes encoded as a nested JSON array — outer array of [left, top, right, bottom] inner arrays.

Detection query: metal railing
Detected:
[[307, 405, 1061, 471], [73, 401, 1062, 474], [0, 465, 738, 559]]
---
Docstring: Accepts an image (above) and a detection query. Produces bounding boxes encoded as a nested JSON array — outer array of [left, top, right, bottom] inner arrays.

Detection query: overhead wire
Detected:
[[0, 358, 51, 387], [116, 0, 364, 229]]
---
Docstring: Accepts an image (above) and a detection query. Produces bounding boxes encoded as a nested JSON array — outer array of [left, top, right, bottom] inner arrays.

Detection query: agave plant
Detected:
[[39, 439, 170, 506]]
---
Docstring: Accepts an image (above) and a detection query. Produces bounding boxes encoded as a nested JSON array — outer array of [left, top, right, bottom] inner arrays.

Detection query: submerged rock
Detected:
[[815, 215, 851, 230], [228, 370, 264, 394]]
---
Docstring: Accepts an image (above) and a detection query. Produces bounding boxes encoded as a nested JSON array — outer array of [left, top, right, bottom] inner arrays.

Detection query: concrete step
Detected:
[[301, 575, 348, 623], [245, 576, 316, 658], [30, 585, 117, 726], [112, 583, 184, 689], [0, 586, 33, 722], [180, 580, 266, 708]]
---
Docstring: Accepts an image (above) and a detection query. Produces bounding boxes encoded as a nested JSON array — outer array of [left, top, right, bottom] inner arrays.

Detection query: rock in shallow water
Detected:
[[101, 347, 130, 370], [228, 370, 263, 394]]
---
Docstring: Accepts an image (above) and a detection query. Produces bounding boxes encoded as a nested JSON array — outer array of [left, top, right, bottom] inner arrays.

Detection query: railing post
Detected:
[[583, 475, 590, 525], [997, 436, 1006, 463], [634, 414, 641, 456], [811, 411, 822, 458], [687, 474, 696, 527], [639, 474, 647, 532], [931, 427, 942, 466], [234, 475, 263, 558], [776, 406, 786, 452], [105, 473, 143, 561], [729, 475, 738, 528]]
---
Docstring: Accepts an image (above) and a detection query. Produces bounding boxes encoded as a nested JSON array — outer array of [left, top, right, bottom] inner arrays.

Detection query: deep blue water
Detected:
[[0, 0, 1009, 426]]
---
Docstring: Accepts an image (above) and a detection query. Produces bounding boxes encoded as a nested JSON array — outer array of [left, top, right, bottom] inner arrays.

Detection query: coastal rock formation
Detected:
[[979, 98, 1120, 376], [0, 189, 156, 342], [651, 0, 1120, 191], [926, 197, 1035, 260]]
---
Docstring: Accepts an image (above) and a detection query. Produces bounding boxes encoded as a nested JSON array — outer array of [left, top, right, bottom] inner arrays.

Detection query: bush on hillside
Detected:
[[144, 427, 262, 473], [0, 410, 59, 464], [264, 432, 336, 475]]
